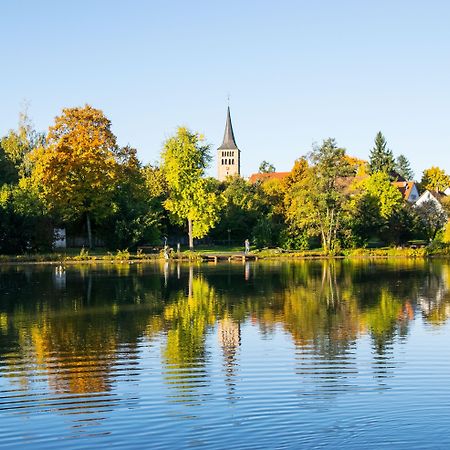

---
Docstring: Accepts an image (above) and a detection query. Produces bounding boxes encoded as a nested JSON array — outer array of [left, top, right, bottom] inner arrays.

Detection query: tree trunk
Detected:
[[86, 212, 93, 249], [188, 218, 194, 250]]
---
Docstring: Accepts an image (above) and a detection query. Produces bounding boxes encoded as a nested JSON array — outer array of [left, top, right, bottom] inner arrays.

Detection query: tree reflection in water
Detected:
[[0, 259, 450, 419]]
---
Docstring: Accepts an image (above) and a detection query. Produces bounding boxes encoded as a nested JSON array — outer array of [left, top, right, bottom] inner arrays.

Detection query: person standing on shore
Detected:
[[244, 239, 250, 255]]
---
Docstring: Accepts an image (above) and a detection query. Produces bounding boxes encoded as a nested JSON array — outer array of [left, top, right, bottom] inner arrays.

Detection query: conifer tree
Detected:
[[395, 154, 414, 181], [369, 132, 395, 175]]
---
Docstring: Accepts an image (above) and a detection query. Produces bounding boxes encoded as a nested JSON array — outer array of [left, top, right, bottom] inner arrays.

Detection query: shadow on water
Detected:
[[0, 259, 450, 440]]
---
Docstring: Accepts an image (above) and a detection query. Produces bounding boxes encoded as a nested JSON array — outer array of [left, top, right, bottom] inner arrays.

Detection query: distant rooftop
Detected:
[[249, 172, 290, 183]]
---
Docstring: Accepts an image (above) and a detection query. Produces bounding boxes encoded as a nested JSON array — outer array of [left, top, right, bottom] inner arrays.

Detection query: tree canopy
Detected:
[[161, 127, 225, 249], [421, 166, 450, 193], [258, 161, 276, 173], [369, 132, 395, 175], [31, 105, 122, 248], [395, 154, 414, 181]]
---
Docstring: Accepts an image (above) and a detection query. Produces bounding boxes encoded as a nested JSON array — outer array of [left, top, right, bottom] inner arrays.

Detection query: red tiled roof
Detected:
[[248, 172, 290, 183], [393, 181, 415, 200]]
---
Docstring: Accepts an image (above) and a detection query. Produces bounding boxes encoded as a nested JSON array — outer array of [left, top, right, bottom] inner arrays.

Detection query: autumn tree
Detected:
[[283, 158, 315, 249], [161, 127, 225, 250], [31, 105, 121, 248], [369, 132, 395, 175], [443, 220, 450, 244], [421, 166, 450, 193], [286, 140, 350, 253]]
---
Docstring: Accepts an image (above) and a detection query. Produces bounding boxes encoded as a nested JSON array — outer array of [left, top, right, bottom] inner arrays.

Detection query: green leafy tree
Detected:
[[31, 105, 122, 248], [369, 132, 395, 175], [0, 145, 18, 185], [258, 160, 276, 173], [395, 154, 414, 181], [161, 127, 225, 249], [211, 176, 267, 244], [347, 172, 404, 245], [100, 147, 162, 249], [421, 166, 450, 193], [1, 109, 45, 179], [414, 200, 447, 241], [287, 139, 350, 253], [0, 179, 52, 253], [308, 139, 352, 253]]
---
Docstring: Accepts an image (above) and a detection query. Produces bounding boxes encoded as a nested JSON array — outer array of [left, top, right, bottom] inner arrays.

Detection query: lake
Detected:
[[1, 259, 450, 449]]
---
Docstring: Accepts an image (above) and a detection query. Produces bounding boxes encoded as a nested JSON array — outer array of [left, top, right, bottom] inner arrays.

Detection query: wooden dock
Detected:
[[199, 253, 258, 263]]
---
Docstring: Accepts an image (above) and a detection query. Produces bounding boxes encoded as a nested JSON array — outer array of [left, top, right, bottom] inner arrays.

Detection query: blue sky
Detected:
[[1, 0, 449, 178]]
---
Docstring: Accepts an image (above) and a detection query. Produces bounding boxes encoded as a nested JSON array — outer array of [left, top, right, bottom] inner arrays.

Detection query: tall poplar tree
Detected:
[[161, 127, 225, 250], [369, 132, 395, 175]]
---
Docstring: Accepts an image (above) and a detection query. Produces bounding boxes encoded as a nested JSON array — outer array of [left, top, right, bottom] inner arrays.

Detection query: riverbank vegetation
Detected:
[[1, 104, 450, 257]]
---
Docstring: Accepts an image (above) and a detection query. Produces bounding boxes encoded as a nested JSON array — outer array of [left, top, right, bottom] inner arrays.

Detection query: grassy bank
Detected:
[[0, 243, 449, 265]]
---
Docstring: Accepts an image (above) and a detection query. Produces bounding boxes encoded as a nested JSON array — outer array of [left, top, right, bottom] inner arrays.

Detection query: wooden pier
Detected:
[[199, 253, 258, 263]]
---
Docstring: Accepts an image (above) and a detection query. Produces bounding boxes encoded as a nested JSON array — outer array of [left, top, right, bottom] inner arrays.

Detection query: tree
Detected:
[[414, 199, 447, 241], [443, 221, 450, 244], [369, 132, 395, 175], [99, 148, 162, 249], [1, 109, 45, 179], [0, 179, 52, 253], [360, 172, 403, 220], [258, 160, 276, 173], [347, 172, 404, 245], [285, 139, 350, 253], [31, 105, 121, 248], [283, 158, 315, 249], [345, 155, 369, 177], [395, 154, 414, 181], [0, 145, 18, 185], [308, 139, 352, 253], [211, 176, 267, 244], [421, 166, 450, 193], [161, 127, 225, 250]]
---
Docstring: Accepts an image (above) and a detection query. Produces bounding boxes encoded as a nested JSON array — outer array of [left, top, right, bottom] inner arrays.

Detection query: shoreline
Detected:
[[0, 246, 448, 266]]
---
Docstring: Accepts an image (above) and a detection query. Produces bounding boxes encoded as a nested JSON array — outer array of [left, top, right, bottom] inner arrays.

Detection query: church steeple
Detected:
[[218, 107, 238, 150], [217, 106, 241, 181]]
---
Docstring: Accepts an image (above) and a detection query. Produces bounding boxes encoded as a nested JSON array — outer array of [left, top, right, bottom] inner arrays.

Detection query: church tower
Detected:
[[217, 107, 240, 181]]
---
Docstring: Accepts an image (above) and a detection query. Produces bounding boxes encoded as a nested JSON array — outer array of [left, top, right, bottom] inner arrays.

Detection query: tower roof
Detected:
[[218, 106, 238, 150]]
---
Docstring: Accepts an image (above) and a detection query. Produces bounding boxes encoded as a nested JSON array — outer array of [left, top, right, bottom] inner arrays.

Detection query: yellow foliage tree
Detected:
[[421, 166, 450, 192], [31, 105, 121, 248], [443, 221, 450, 244]]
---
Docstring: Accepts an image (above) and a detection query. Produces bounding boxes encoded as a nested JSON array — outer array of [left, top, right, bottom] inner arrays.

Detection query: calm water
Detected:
[[1, 260, 450, 449]]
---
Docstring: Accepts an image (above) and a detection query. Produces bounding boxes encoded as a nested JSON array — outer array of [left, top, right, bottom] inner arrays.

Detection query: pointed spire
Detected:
[[218, 106, 238, 150]]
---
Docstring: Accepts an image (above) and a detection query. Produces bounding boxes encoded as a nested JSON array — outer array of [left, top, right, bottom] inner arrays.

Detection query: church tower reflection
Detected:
[[218, 316, 241, 400]]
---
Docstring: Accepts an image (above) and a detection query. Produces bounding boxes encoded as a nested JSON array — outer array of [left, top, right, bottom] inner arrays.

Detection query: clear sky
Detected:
[[1, 0, 449, 179]]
